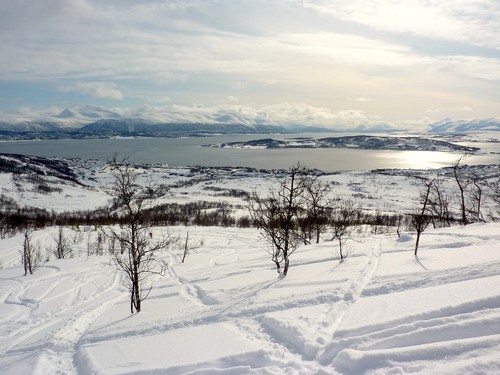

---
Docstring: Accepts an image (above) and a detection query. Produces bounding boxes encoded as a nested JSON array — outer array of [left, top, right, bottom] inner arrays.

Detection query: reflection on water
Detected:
[[376, 151, 460, 170], [1, 134, 498, 171]]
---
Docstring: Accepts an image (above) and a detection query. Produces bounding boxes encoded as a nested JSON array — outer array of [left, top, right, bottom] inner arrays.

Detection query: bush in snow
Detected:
[[20, 229, 44, 275], [51, 226, 73, 259]]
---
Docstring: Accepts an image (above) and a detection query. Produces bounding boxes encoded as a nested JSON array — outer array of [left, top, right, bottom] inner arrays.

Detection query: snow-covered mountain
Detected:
[[55, 105, 121, 120], [0, 104, 499, 137], [429, 118, 500, 132], [0, 105, 122, 133]]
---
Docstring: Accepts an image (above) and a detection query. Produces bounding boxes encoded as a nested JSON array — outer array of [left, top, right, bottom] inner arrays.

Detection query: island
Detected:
[[203, 135, 479, 152]]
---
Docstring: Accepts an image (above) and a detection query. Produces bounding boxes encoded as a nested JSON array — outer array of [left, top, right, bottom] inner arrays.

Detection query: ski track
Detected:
[[258, 237, 382, 364], [0, 259, 124, 375], [81, 235, 383, 372], [319, 229, 500, 374]]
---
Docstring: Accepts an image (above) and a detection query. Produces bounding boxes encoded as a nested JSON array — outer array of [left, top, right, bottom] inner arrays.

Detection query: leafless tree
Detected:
[[410, 178, 435, 256], [104, 155, 176, 313], [487, 180, 500, 221], [180, 231, 204, 263], [395, 214, 404, 238], [467, 171, 486, 222], [52, 226, 73, 259], [452, 155, 472, 225], [428, 179, 453, 227], [329, 197, 361, 261], [20, 229, 43, 275], [302, 175, 332, 244], [248, 163, 307, 276]]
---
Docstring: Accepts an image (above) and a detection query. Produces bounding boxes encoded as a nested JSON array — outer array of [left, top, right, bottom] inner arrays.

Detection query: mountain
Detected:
[[0, 105, 122, 134], [429, 118, 500, 132], [1, 104, 499, 139], [55, 105, 121, 120], [78, 119, 289, 136]]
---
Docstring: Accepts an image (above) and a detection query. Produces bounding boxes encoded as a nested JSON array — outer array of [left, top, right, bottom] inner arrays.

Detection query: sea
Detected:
[[0, 133, 498, 171]]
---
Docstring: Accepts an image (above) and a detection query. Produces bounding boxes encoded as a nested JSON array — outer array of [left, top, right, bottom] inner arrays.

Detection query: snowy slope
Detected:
[[0, 223, 499, 374], [0, 157, 499, 374]]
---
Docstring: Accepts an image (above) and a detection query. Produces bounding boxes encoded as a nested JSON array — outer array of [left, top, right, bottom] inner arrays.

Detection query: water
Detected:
[[0, 134, 498, 171]]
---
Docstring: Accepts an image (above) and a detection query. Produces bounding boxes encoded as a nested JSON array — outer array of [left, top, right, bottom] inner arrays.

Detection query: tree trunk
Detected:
[[459, 185, 467, 225], [414, 230, 421, 256], [338, 238, 344, 261], [182, 232, 189, 263], [283, 258, 289, 276], [274, 260, 281, 274], [131, 275, 141, 313]]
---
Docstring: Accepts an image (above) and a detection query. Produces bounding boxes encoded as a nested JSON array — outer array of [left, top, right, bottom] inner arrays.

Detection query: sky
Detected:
[[0, 0, 499, 129]]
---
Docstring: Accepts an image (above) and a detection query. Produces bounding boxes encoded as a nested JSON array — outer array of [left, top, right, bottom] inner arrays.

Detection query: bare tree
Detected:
[[249, 163, 307, 276], [467, 171, 486, 222], [180, 231, 204, 263], [329, 197, 360, 261], [104, 155, 176, 313], [410, 178, 435, 256], [20, 229, 43, 275], [487, 180, 500, 221], [395, 214, 404, 238], [452, 155, 472, 225], [52, 226, 73, 259], [303, 175, 332, 244], [428, 179, 453, 227]]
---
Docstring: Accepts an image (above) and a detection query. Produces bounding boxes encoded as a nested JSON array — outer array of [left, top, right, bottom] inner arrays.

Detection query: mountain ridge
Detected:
[[0, 105, 499, 138]]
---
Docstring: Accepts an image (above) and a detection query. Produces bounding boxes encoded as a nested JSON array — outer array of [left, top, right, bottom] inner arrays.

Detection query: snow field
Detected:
[[0, 158, 499, 373], [0, 222, 498, 374]]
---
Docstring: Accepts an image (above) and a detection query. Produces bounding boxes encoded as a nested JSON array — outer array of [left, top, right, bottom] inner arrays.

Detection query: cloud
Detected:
[[60, 82, 124, 100], [118, 101, 385, 129], [231, 81, 246, 90], [0, 0, 499, 122], [302, 0, 500, 50], [226, 96, 239, 104]]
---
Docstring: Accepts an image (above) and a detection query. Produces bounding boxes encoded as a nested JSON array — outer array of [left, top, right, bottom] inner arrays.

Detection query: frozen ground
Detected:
[[0, 156, 499, 374]]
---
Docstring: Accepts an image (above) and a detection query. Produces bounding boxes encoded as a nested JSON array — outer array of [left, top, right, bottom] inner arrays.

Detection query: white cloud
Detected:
[[118, 101, 385, 129], [302, 0, 500, 49], [231, 81, 246, 90], [226, 96, 239, 104], [0, 0, 499, 122], [60, 82, 124, 100]]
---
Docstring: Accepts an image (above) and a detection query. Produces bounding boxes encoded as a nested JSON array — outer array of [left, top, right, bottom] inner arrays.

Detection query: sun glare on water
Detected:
[[379, 151, 460, 169]]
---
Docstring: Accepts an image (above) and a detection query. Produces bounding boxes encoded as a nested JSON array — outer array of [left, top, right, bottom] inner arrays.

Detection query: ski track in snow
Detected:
[[257, 237, 382, 365], [0, 257, 124, 375], [321, 228, 500, 374], [74, 232, 383, 373]]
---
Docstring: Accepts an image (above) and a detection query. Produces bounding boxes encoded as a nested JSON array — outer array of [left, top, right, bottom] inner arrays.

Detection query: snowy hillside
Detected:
[[0, 156, 499, 374], [0, 223, 499, 374]]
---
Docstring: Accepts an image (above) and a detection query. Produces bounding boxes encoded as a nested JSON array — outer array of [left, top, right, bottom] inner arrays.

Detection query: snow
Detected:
[[1, 221, 499, 374], [0, 159, 499, 374]]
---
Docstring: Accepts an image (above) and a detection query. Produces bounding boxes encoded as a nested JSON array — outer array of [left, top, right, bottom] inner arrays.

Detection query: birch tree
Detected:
[[249, 163, 307, 276], [105, 155, 176, 313]]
